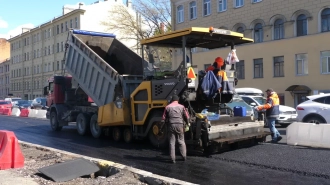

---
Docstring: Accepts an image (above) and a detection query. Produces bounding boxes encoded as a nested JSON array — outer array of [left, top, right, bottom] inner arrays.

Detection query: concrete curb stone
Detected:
[[18, 140, 198, 185]]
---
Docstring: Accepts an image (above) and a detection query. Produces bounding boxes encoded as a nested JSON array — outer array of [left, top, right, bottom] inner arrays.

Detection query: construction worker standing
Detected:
[[162, 95, 189, 163], [256, 88, 282, 143]]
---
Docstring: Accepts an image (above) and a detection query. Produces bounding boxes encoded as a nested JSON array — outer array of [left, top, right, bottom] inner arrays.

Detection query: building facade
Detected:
[[0, 59, 10, 99], [8, 0, 136, 100], [171, 0, 330, 107], [0, 38, 10, 99]]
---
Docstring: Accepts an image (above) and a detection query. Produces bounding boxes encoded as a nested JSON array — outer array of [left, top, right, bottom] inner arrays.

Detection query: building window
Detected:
[[234, 0, 244, 8], [204, 64, 211, 70], [274, 56, 284, 77], [61, 23, 64, 33], [236, 60, 245, 79], [61, 42, 64, 52], [236, 27, 244, 34], [48, 46, 51, 55], [189, 1, 197, 20], [252, 0, 262, 3], [254, 23, 263, 43], [321, 51, 330, 74], [57, 25, 60, 34], [70, 19, 73, 28], [44, 64, 47, 72], [274, 19, 284, 40], [203, 0, 211, 16], [57, 43, 60, 53], [253, 58, 263, 78], [177, 5, 184, 23], [57, 61, 60, 70], [218, 0, 227, 12], [48, 63, 51, 71], [75, 17, 78, 28], [297, 14, 307, 36], [296, 53, 308, 75], [321, 8, 330, 32]]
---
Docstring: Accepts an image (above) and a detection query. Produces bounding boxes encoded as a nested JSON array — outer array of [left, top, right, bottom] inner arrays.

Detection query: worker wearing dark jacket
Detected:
[[256, 88, 282, 143], [162, 95, 189, 163]]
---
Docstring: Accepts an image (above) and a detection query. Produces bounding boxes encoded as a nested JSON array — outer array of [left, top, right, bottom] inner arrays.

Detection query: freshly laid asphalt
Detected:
[[1, 115, 330, 185]]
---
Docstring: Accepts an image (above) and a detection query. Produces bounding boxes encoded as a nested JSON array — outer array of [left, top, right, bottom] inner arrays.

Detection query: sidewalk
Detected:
[[0, 141, 196, 185], [0, 170, 38, 185]]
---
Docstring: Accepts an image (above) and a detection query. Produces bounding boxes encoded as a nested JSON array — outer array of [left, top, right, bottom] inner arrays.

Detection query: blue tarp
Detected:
[[72, 29, 116, 38]]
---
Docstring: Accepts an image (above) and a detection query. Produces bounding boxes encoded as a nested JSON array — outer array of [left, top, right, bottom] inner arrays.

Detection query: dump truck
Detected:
[[44, 28, 270, 154]]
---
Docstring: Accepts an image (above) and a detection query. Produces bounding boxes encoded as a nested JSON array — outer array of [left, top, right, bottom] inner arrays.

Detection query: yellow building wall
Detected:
[[171, 0, 330, 108], [175, 31, 330, 108]]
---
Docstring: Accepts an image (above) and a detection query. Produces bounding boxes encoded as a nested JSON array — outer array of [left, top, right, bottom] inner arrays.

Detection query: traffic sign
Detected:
[[187, 67, 196, 79]]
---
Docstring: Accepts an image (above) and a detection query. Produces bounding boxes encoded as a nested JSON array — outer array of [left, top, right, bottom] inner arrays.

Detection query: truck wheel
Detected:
[[148, 121, 168, 148], [90, 114, 103, 138], [123, 127, 132, 143], [50, 111, 62, 131], [76, 113, 90, 136], [112, 127, 122, 142]]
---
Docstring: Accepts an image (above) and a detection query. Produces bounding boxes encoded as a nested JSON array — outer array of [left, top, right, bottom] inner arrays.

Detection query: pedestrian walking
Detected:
[[161, 95, 189, 163], [256, 88, 282, 143]]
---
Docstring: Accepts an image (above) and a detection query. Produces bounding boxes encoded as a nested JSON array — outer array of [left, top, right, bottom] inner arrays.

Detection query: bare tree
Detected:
[[101, 0, 172, 70]]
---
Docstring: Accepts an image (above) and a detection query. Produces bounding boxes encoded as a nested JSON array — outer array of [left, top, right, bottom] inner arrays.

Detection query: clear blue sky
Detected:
[[0, 0, 126, 39]]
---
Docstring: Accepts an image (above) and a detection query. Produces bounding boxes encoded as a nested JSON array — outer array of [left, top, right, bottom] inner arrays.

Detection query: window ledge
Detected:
[[251, 0, 262, 4], [296, 74, 308, 76], [190, 18, 197, 21], [203, 14, 211, 17], [218, 10, 227, 13], [234, 5, 244, 9], [273, 76, 285, 78]]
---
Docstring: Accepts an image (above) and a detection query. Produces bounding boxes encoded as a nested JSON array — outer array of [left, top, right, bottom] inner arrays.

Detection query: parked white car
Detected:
[[296, 93, 330, 124], [239, 95, 297, 126]]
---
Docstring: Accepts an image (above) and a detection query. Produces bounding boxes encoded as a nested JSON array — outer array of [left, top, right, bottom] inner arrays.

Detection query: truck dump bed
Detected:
[[65, 30, 144, 106]]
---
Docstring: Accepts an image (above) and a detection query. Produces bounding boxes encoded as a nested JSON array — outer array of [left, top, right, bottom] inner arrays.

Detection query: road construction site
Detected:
[[1, 115, 329, 185]]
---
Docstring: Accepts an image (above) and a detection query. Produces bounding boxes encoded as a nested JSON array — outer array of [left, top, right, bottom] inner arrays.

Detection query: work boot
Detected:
[[277, 136, 282, 142], [172, 160, 176, 164], [182, 156, 186, 161]]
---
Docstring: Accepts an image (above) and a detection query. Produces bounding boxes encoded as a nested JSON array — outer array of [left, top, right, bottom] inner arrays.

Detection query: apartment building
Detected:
[[0, 59, 10, 99], [171, 0, 330, 107], [8, 0, 135, 100], [0, 38, 10, 99]]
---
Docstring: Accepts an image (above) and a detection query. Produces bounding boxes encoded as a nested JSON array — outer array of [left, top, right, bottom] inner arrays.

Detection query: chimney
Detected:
[[126, 0, 132, 8], [160, 23, 165, 34]]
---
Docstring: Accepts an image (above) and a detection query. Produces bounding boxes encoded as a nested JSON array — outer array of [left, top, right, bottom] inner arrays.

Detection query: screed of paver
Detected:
[[0, 170, 39, 185]]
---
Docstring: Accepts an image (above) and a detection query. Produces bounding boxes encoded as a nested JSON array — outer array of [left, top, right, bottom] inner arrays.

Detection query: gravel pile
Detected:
[[7, 143, 150, 185]]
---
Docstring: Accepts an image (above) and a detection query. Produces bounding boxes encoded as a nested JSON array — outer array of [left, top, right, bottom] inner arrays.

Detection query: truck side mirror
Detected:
[[43, 86, 49, 96]]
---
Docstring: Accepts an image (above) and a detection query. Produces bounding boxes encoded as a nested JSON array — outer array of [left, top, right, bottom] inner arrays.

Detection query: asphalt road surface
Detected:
[[1, 116, 330, 185]]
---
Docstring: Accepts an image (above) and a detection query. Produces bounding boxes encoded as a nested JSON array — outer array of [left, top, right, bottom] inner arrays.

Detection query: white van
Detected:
[[235, 88, 297, 127]]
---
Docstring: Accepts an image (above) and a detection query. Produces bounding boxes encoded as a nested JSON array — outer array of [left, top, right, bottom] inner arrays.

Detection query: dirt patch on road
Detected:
[[6, 143, 150, 185]]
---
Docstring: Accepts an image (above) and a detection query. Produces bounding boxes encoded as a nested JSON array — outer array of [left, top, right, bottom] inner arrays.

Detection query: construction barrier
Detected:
[[11, 108, 21, 117], [19, 109, 29, 117], [0, 130, 25, 170], [287, 122, 330, 149], [28, 109, 47, 119], [2, 108, 11, 116]]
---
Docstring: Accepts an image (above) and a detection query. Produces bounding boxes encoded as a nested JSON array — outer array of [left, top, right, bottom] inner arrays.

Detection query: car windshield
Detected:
[[227, 98, 252, 111], [39, 98, 47, 105], [16, 100, 31, 105], [12, 98, 21, 101], [253, 97, 267, 104], [0, 101, 10, 105]]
